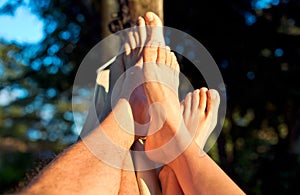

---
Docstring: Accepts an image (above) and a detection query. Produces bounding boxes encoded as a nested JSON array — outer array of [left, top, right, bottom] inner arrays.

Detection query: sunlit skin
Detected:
[[180, 88, 220, 150], [159, 165, 183, 195], [158, 87, 221, 194], [99, 13, 160, 195], [20, 16, 148, 195], [21, 98, 136, 195], [133, 12, 245, 195], [19, 11, 245, 195], [133, 140, 162, 195], [108, 15, 147, 195]]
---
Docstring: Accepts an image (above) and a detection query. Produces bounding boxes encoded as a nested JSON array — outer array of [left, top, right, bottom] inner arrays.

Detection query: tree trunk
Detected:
[[97, 0, 120, 37], [128, 0, 164, 23], [80, 0, 164, 139]]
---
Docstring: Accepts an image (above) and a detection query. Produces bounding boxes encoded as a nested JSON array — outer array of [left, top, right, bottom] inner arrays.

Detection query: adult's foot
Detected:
[[144, 12, 165, 45], [120, 16, 150, 135], [142, 44, 184, 163], [100, 17, 148, 124]]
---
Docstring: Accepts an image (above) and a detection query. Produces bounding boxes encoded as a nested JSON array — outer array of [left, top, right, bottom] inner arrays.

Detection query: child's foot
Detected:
[[154, 89, 220, 195], [180, 88, 220, 150]]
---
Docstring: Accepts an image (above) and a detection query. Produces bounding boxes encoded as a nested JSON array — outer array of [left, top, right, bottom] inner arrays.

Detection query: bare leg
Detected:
[[133, 140, 161, 195], [167, 87, 245, 194], [140, 23, 244, 193], [21, 40, 147, 194], [136, 12, 186, 195], [118, 16, 148, 195], [159, 166, 183, 195], [119, 163, 139, 195], [159, 87, 219, 194], [143, 43, 183, 164], [21, 98, 135, 195], [121, 14, 162, 195]]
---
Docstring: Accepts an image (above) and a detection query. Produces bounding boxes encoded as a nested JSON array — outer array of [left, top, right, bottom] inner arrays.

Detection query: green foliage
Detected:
[[0, 0, 300, 194], [0, 0, 97, 193]]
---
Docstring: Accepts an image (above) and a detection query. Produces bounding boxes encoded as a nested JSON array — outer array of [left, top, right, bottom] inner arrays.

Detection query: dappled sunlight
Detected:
[[0, 0, 299, 194], [232, 108, 255, 127], [251, 0, 280, 10], [0, 86, 28, 106], [257, 126, 279, 145]]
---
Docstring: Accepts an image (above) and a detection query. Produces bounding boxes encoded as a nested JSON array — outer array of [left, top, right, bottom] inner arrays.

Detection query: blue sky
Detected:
[[0, 0, 281, 107], [0, 0, 44, 44], [0, 0, 45, 106], [0, 0, 280, 44]]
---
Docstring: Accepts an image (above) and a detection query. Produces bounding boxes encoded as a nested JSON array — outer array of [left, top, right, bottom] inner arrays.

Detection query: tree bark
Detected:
[[98, 0, 120, 37], [128, 0, 164, 23]]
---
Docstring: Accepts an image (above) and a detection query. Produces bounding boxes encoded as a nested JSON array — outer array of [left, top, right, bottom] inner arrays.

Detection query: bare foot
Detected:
[[117, 17, 149, 195], [98, 16, 149, 149], [156, 88, 220, 194], [144, 12, 165, 45], [100, 17, 151, 138], [122, 17, 151, 130], [131, 12, 168, 195], [153, 88, 220, 194], [140, 13, 184, 165], [121, 15, 161, 195], [142, 12, 179, 107], [143, 45, 180, 102], [123, 16, 147, 68], [143, 45, 186, 163], [180, 88, 220, 150], [113, 16, 147, 83]]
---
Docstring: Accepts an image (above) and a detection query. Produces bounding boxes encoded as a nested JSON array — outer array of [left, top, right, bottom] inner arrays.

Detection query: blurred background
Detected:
[[0, 0, 299, 194]]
